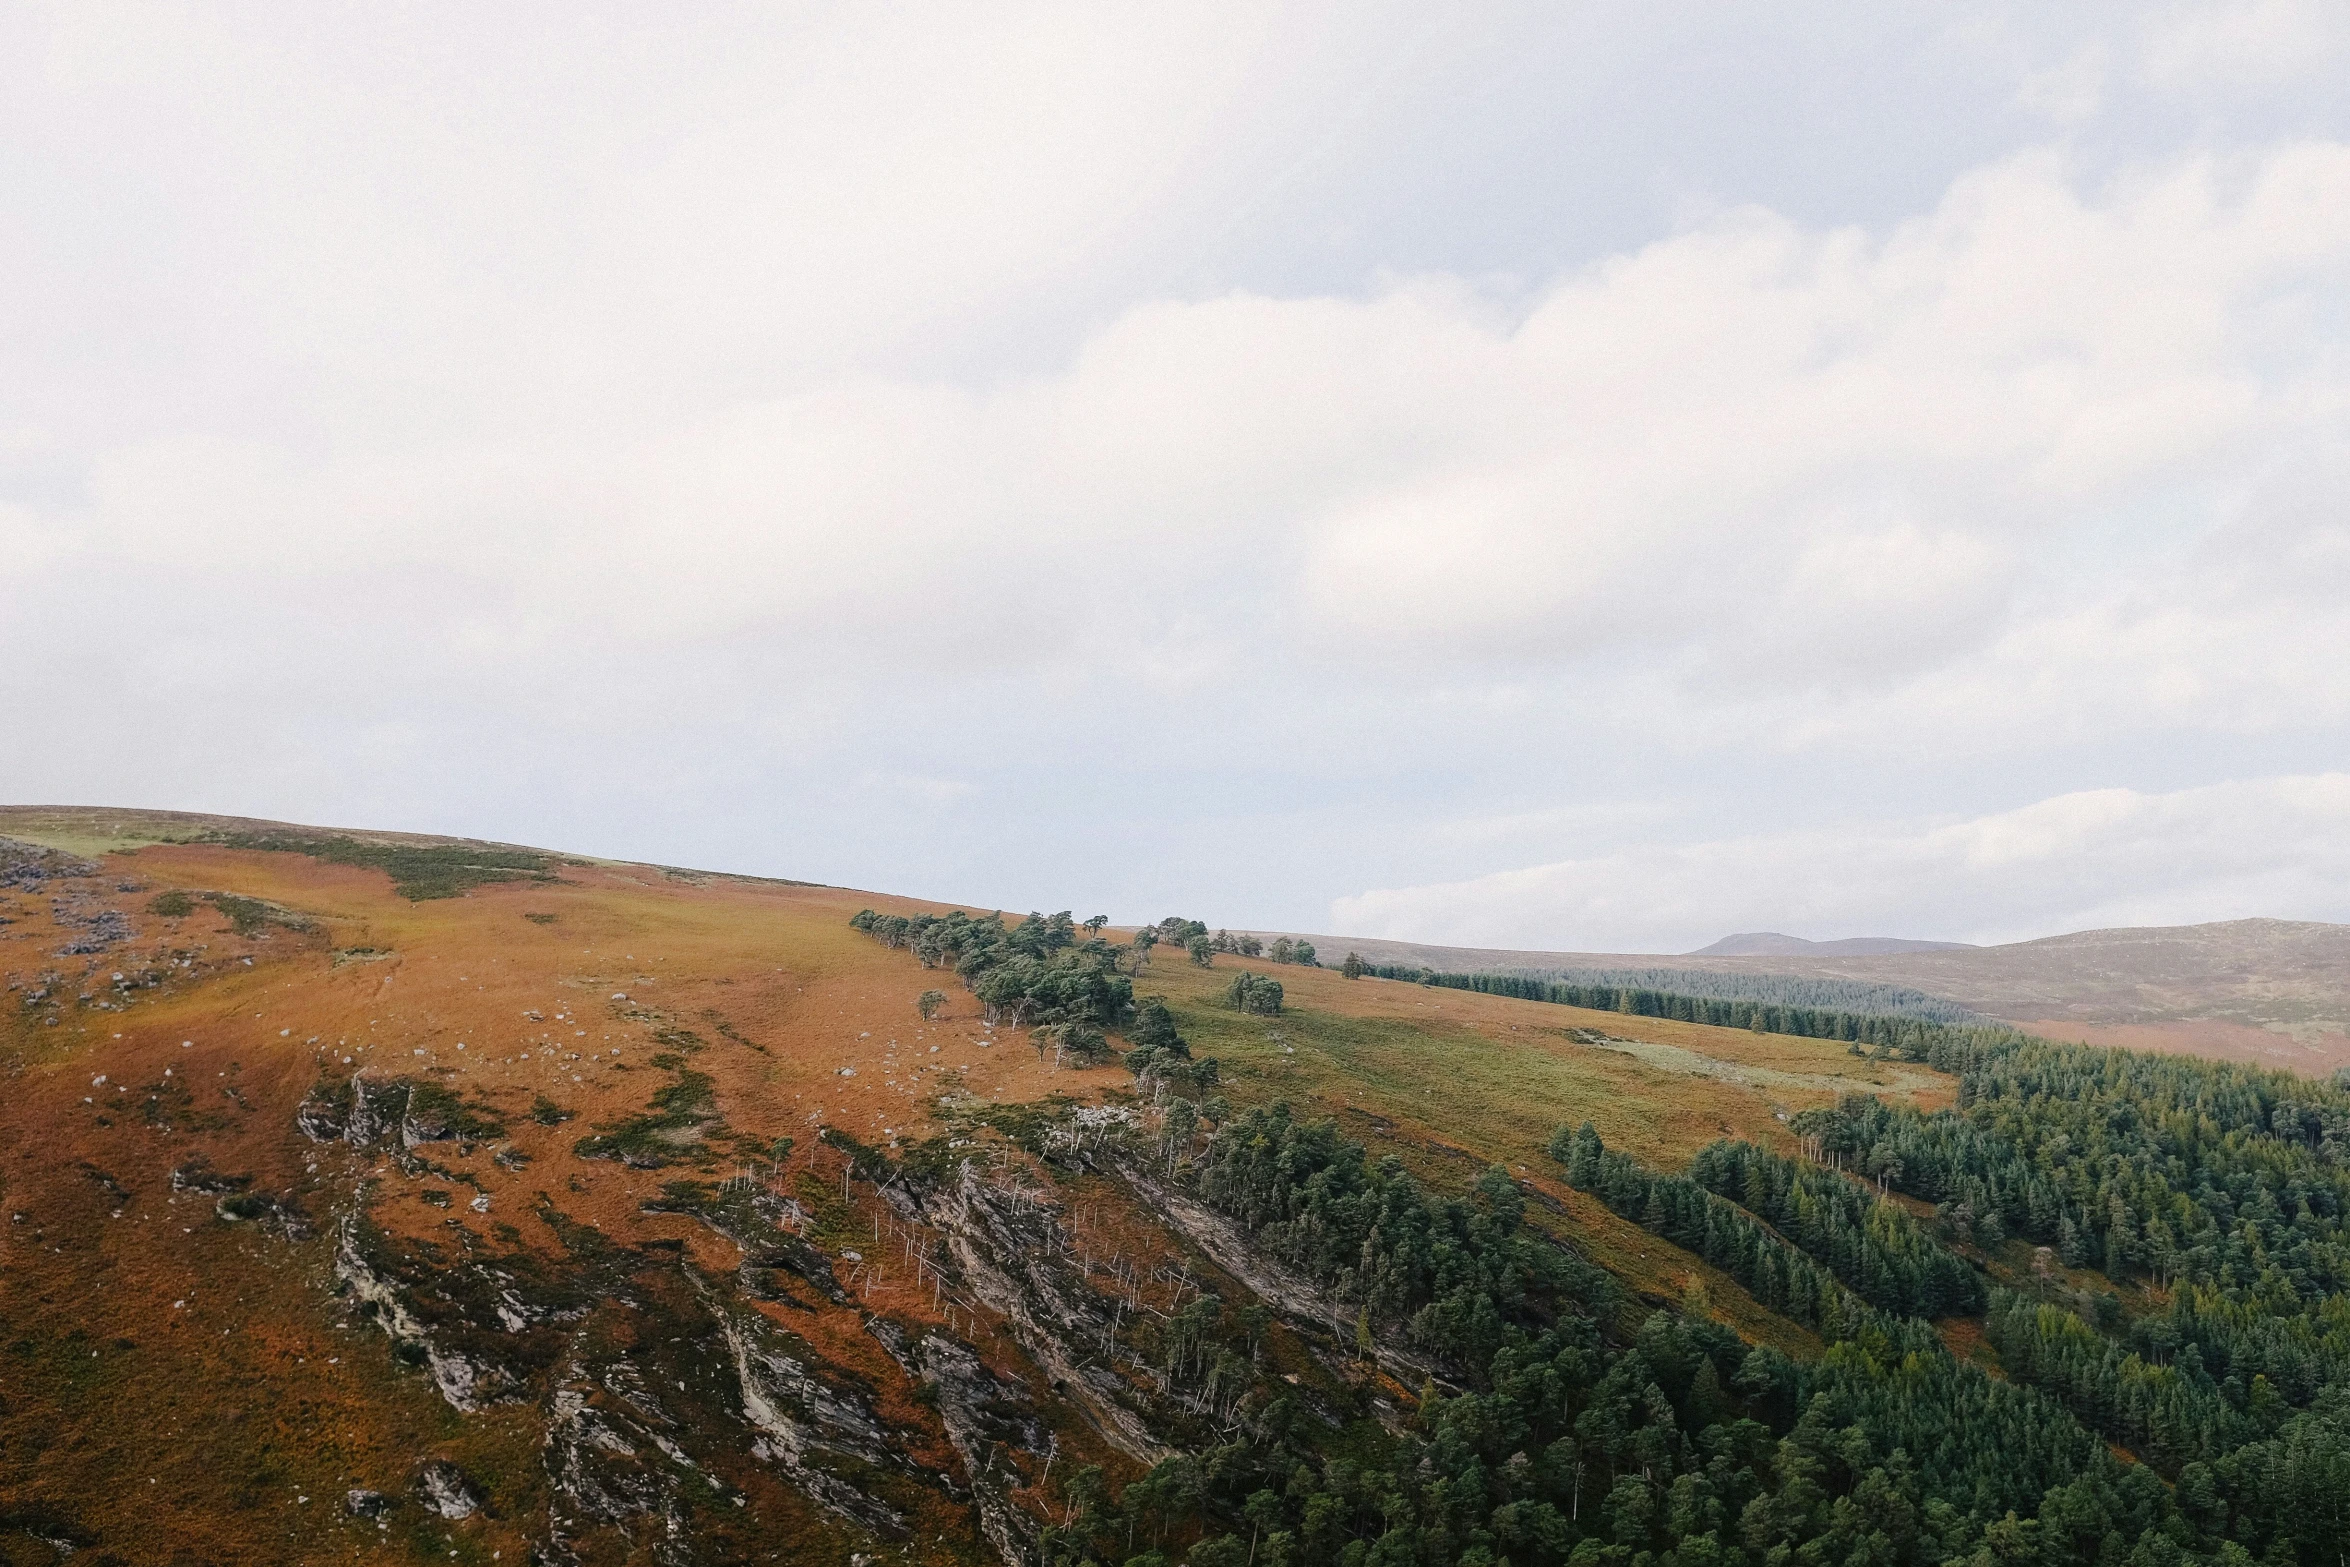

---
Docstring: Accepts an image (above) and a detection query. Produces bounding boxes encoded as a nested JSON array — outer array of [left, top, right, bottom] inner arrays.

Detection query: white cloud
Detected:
[[6, 9, 2350, 936], [1331, 774, 2350, 953], [2018, 42, 2109, 124], [39, 140, 2345, 708], [2141, 0, 2347, 91]]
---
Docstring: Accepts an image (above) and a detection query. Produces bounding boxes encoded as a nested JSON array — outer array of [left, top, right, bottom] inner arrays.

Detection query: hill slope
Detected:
[[0, 809, 1947, 1564], [10, 808, 2350, 1567]]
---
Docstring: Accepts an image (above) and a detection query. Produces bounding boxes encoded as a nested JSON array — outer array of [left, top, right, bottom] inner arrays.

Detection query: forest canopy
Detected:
[[852, 908, 2350, 1567]]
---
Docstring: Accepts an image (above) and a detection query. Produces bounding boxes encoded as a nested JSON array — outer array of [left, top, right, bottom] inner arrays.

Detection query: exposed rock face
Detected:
[[641, 1184, 846, 1305], [1125, 1166, 1448, 1385], [541, 1364, 690, 1557], [919, 1161, 1174, 1464], [170, 1158, 250, 1195], [334, 1213, 513, 1413], [869, 1321, 1050, 1567], [316, 1138, 989, 1560], [706, 1286, 906, 1537], [288, 1088, 1349, 1566], [293, 1083, 349, 1143]]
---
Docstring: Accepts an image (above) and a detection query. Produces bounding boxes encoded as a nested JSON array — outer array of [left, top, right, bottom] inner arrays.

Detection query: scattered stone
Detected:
[[0, 837, 99, 890], [52, 903, 133, 956], [344, 1489, 392, 1518], [416, 1460, 479, 1520]]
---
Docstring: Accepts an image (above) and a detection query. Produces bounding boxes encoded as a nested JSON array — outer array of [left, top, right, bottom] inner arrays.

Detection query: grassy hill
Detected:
[[6, 809, 2350, 1567]]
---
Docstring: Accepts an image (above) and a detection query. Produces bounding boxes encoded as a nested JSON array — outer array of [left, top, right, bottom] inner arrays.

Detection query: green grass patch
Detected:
[[1160, 988, 1859, 1177], [404, 1079, 507, 1141], [935, 1093, 1083, 1158], [209, 892, 312, 937], [573, 1066, 720, 1168], [147, 889, 194, 918], [208, 830, 557, 900]]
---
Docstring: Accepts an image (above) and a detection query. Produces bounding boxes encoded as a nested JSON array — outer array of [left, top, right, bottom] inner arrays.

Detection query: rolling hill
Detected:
[[1278, 918, 2350, 1071], [6, 807, 2350, 1567]]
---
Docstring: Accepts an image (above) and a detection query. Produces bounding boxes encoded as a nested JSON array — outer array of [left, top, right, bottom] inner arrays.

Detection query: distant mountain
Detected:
[[1689, 932, 1975, 957], [1278, 917, 2350, 1073]]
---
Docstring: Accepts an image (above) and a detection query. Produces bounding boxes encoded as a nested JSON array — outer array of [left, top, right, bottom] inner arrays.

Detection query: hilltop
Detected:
[[1686, 933, 1975, 958], [7, 807, 2350, 1567]]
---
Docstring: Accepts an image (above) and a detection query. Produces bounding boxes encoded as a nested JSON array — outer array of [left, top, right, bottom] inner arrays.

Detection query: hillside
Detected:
[[0, 809, 1945, 1564], [1283, 918, 2350, 1070], [8, 809, 2350, 1567]]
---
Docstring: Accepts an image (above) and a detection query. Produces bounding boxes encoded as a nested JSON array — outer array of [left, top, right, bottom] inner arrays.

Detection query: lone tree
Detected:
[[1341, 951, 1366, 980], [1187, 934, 1215, 967], [1225, 973, 1283, 1016], [915, 989, 947, 1021], [1083, 914, 1108, 939]]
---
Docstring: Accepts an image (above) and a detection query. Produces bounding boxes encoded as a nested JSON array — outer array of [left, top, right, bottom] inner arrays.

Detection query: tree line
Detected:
[[1506, 966, 1988, 1026], [1360, 966, 2035, 1054], [1061, 1104, 2203, 1567]]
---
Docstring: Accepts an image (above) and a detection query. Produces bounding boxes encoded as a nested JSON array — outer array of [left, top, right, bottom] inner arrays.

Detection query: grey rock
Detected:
[[417, 1460, 479, 1520]]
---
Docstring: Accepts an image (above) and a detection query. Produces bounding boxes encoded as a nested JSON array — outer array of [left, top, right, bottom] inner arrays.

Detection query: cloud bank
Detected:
[[3, 5, 2348, 944], [1334, 775, 2350, 953]]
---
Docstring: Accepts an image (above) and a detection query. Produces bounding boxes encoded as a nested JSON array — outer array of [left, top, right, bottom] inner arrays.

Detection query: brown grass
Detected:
[[0, 847, 1956, 1559]]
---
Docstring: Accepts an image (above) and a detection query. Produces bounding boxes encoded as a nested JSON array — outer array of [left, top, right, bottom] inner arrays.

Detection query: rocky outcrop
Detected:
[[705, 1287, 905, 1537], [298, 1101, 1230, 1563], [416, 1460, 480, 1520], [541, 1365, 692, 1566], [298, 1073, 500, 1153], [333, 1213, 514, 1412], [869, 1321, 1050, 1567], [921, 1162, 1172, 1463], [1124, 1167, 1446, 1386], [640, 1184, 845, 1305]]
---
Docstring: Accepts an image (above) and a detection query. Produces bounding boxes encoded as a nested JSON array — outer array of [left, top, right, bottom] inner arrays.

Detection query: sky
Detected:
[[5, 2, 2350, 954]]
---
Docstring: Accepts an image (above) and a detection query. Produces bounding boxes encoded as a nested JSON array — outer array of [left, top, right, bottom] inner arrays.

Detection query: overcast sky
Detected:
[[6, 3, 2350, 953]]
